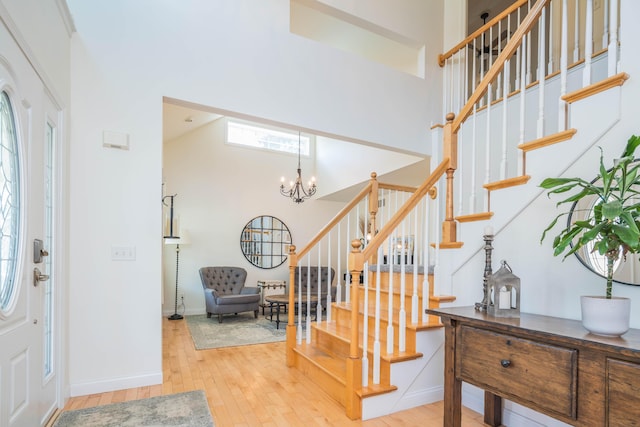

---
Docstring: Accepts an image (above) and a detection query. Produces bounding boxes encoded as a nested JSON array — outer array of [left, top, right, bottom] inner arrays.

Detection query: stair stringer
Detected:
[[439, 84, 624, 293], [361, 328, 444, 420]]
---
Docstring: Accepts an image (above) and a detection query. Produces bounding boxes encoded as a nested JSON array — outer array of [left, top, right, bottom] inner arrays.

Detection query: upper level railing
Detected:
[[437, 0, 622, 220], [440, 0, 619, 124]]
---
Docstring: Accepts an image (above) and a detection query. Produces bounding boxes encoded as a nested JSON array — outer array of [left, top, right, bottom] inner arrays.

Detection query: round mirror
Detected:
[[568, 166, 640, 286], [240, 215, 292, 269]]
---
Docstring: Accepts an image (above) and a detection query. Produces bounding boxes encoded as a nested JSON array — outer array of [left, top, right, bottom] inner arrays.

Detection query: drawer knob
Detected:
[[500, 359, 511, 368]]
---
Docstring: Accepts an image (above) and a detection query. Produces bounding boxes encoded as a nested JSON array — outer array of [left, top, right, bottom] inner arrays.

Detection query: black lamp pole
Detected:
[[168, 243, 183, 320]]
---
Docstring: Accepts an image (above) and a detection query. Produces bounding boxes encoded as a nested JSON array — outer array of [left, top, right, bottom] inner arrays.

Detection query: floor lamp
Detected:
[[165, 230, 189, 320]]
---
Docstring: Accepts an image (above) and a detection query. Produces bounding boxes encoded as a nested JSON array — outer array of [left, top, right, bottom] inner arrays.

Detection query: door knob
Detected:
[[33, 267, 49, 286]]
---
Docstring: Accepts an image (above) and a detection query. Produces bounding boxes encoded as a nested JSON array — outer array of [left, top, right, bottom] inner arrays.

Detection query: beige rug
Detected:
[[53, 390, 213, 426], [186, 313, 286, 350]]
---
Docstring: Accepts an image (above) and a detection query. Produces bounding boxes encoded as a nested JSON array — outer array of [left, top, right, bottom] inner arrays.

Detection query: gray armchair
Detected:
[[293, 266, 336, 300], [199, 266, 260, 323]]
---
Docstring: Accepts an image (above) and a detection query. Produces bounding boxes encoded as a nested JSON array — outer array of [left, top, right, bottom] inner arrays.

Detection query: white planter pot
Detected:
[[580, 296, 631, 336]]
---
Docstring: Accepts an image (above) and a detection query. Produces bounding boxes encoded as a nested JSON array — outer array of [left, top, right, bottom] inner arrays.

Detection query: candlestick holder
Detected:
[[475, 232, 494, 311]]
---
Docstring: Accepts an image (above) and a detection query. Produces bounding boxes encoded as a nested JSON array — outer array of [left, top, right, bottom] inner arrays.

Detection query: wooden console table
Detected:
[[426, 307, 640, 426]]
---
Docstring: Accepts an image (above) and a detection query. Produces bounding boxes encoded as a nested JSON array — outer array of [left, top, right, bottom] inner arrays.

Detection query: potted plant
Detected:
[[540, 135, 640, 336]]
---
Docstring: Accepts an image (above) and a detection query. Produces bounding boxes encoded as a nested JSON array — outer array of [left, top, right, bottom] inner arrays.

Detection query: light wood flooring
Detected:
[[62, 317, 485, 426]]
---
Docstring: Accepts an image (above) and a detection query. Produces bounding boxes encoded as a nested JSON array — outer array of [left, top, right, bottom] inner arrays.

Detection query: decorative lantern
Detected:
[[487, 260, 520, 317]]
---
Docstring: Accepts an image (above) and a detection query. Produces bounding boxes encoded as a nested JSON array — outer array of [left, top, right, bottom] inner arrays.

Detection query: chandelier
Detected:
[[280, 132, 317, 203]]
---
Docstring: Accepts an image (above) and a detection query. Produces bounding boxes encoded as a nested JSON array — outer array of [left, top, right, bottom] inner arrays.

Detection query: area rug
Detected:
[[186, 313, 286, 350], [53, 390, 213, 427]]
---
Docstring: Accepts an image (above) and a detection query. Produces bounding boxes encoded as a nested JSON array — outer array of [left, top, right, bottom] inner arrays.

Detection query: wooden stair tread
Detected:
[[294, 342, 399, 398], [357, 383, 399, 399], [483, 175, 531, 191], [455, 212, 494, 222], [561, 72, 629, 104], [517, 129, 577, 152], [357, 282, 426, 296], [431, 241, 464, 249], [313, 320, 426, 361], [333, 302, 443, 332]]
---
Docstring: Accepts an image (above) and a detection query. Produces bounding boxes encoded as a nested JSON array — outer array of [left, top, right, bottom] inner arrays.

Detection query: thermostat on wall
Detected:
[[103, 130, 130, 150]]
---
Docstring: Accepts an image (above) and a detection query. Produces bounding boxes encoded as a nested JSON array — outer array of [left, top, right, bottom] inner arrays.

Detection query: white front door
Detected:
[[0, 21, 61, 426]]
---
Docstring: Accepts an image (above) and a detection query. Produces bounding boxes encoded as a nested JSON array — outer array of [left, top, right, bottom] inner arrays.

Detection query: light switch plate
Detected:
[[111, 246, 136, 261]]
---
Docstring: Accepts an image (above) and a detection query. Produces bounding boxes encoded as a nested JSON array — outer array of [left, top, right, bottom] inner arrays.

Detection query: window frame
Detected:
[[225, 118, 313, 157]]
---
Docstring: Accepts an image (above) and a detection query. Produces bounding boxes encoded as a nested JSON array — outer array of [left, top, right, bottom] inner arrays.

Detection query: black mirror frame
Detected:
[[240, 215, 292, 269]]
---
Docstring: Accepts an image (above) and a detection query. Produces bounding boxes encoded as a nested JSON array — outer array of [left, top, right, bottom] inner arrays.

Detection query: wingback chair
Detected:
[[199, 266, 260, 323], [293, 266, 337, 300]]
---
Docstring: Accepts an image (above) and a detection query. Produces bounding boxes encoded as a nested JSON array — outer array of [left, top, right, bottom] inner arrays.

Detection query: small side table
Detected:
[[257, 280, 287, 314]]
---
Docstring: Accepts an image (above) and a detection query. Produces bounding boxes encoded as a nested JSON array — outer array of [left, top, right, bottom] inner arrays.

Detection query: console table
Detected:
[[426, 306, 640, 427]]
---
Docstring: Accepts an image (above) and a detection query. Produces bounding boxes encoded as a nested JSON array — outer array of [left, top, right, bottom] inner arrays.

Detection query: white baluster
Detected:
[[519, 33, 527, 175], [559, 0, 569, 132], [484, 83, 492, 193], [399, 220, 407, 352], [345, 213, 351, 304], [297, 264, 302, 344], [495, 22, 502, 97], [548, 4, 554, 75], [469, 105, 478, 212], [501, 58, 510, 180], [602, 0, 609, 50], [411, 210, 419, 325], [326, 233, 332, 323], [583, 0, 593, 87], [362, 261, 369, 388], [422, 199, 429, 323], [386, 224, 394, 355], [457, 126, 464, 216], [537, 6, 547, 138], [336, 222, 341, 305], [306, 260, 311, 343], [373, 249, 382, 384], [317, 242, 322, 325], [608, 0, 618, 76], [573, 0, 580, 62], [526, 12, 533, 85], [515, 7, 521, 90]]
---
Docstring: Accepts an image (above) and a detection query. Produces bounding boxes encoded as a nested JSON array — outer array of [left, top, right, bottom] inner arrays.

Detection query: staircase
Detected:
[[286, 0, 627, 421]]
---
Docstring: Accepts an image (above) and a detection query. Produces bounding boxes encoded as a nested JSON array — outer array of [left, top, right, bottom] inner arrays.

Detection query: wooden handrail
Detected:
[[439, 0, 529, 66], [361, 159, 450, 261], [452, 0, 549, 133], [378, 182, 418, 193], [296, 181, 373, 261]]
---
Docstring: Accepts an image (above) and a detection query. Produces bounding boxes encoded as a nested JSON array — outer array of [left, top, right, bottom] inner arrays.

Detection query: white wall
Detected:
[[162, 118, 344, 315], [65, 0, 445, 395]]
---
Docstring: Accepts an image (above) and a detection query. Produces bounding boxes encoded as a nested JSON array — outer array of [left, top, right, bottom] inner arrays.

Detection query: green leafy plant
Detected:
[[540, 135, 640, 299]]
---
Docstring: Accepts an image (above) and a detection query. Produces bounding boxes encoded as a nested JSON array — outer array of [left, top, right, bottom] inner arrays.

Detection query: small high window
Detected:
[[227, 120, 310, 156]]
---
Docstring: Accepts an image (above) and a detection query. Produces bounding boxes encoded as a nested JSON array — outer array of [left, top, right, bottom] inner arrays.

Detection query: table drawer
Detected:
[[607, 358, 640, 426], [457, 325, 577, 419]]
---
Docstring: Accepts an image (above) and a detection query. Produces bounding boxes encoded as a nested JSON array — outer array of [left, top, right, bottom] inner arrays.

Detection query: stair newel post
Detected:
[[286, 245, 298, 367], [346, 239, 364, 419], [442, 112, 458, 244]]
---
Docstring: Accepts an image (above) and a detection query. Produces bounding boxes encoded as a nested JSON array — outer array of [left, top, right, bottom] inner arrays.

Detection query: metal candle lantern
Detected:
[[487, 260, 520, 318]]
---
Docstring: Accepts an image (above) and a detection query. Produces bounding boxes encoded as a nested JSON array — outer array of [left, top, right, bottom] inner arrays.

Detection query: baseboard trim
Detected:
[[69, 372, 162, 397]]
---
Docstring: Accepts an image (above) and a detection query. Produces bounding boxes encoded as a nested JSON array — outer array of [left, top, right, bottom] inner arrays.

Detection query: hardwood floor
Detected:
[[63, 317, 485, 426]]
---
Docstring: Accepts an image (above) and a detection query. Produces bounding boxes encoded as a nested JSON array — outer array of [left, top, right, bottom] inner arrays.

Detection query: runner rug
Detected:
[[53, 390, 213, 427], [185, 312, 286, 350]]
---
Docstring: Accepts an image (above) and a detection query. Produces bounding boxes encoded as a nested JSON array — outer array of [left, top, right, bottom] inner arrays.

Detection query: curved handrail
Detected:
[[452, 0, 548, 133], [439, 0, 529, 66]]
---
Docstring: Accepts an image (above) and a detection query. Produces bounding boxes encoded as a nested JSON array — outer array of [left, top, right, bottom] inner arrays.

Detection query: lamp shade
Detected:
[[165, 229, 190, 245]]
